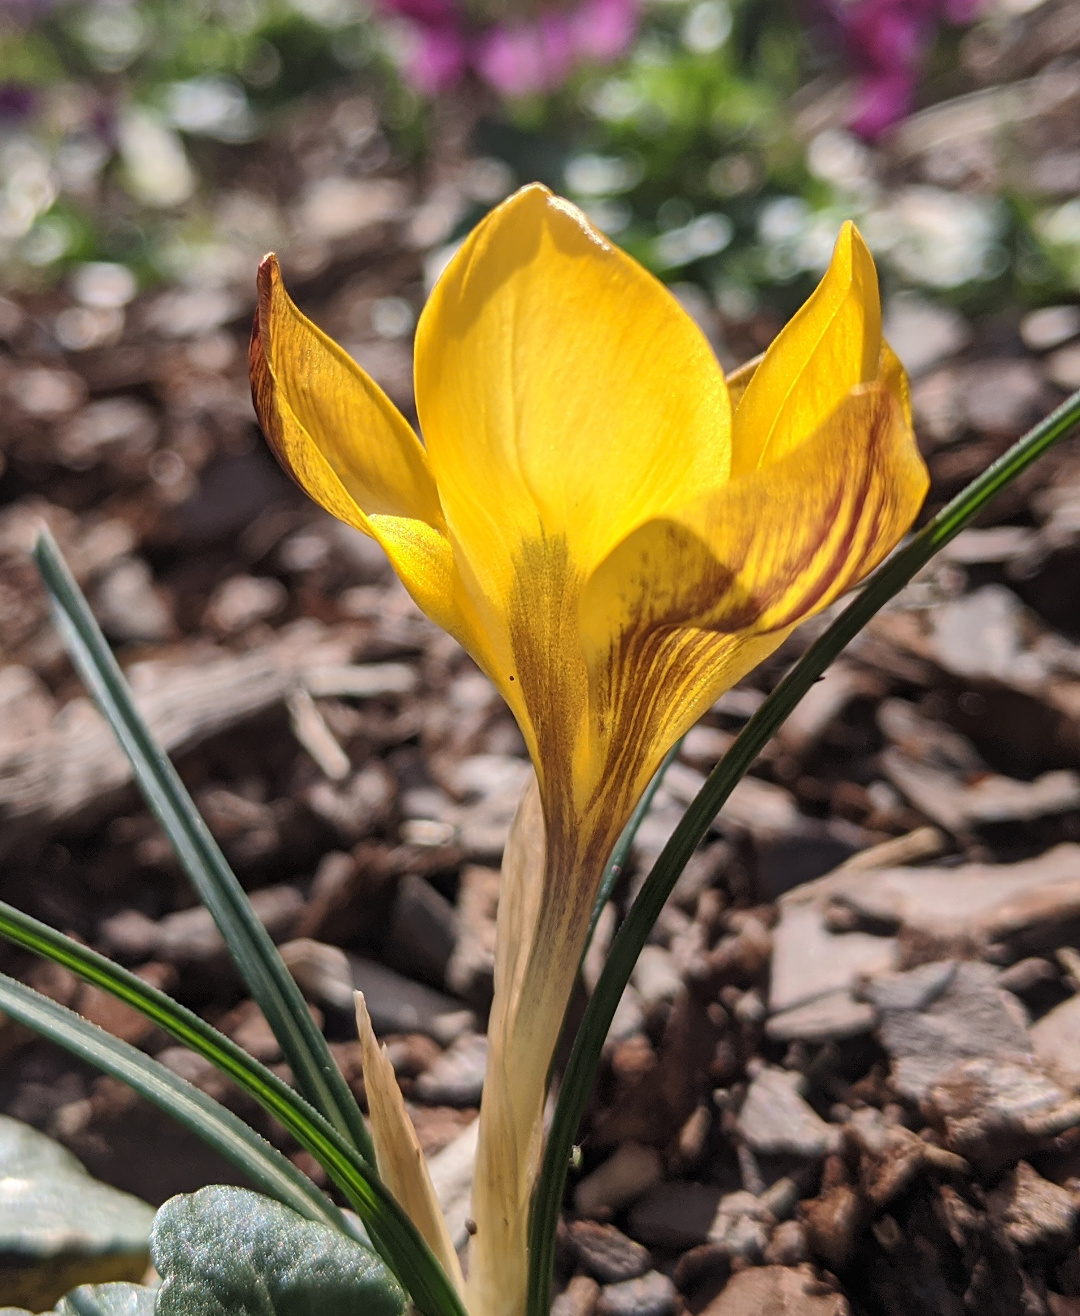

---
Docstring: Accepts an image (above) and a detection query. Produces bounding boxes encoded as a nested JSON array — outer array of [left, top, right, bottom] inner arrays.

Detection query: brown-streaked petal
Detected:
[[577, 382, 928, 812]]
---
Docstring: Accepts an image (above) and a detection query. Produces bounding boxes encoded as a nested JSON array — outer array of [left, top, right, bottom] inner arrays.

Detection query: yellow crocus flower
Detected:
[[250, 183, 928, 1316]]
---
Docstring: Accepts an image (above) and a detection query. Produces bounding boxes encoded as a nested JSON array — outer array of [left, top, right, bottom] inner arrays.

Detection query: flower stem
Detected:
[[526, 384, 1080, 1316], [583, 737, 684, 952]]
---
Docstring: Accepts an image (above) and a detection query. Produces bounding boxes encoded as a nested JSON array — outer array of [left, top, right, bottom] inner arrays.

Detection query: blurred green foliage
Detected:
[[0, 0, 1075, 319]]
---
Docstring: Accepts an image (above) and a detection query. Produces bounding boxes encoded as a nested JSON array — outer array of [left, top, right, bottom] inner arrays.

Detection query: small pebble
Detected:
[[204, 574, 287, 634], [988, 1161, 1079, 1251], [763, 1219, 810, 1266], [569, 1220, 652, 1284], [413, 1031, 487, 1106], [552, 1275, 600, 1316], [575, 1143, 663, 1218], [597, 1270, 678, 1316], [1048, 343, 1080, 391], [1020, 305, 1080, 352]]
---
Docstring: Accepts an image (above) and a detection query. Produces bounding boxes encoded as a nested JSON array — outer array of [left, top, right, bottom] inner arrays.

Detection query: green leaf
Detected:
[[31, 528, 372, 1163], [527, 384, 1080, 1316], [0, 973, 345, 1235], [152, 1187, 405, 1316], [1, 1282, 156, 1316], [0, 1114, 153, 1311], [0, 904, 470, 1316]]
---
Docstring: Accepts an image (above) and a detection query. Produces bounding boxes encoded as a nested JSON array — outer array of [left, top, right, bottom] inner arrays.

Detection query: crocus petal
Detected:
[[725, 351, 761, 410], [414, 184, 732, 595], [252, 255, 440, 525], [355, 993, 466, 1296], [467, 775, 547, 1316], [250, 254, 497, 668], [879, 337, 912, 428], [731, 221, 881, 477], [580, 381, 928, 809]]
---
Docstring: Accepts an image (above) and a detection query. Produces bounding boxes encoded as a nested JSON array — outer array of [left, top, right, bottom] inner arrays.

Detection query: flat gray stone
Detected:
[[103, 886, 302, 963], [884, 293, 970, 377], [574, 1144, 663, 1218], [707, 1192, 772, 1262], [631, 947, 682, 1016], [927, 1056, 1080, 1166], [628, 1182, 721, 1250], [445, 865, 498, 1010], [828, 844, 1080, 944], [863, 959, 958, 1014], [883, 751, 1080, 834], [930, 585, 1031, 683], [1031, 992, 1080, 1090], [386, 874, 457, 988], [769, 902, 898, 1015], [766, 991, 877, 1044], [736, 1068, 841, 1159], [868, 960, 1032, 1102], [281, 939, 467, 1037]]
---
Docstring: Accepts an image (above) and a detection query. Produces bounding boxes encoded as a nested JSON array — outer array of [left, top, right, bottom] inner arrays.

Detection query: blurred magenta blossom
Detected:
[[829, 0, 983, 137], [379, 0, 638, 95]]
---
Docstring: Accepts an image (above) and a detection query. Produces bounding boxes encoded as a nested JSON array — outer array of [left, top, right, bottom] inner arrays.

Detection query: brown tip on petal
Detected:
[[248, 252, 297, 488], [253, 253, 278, 346]]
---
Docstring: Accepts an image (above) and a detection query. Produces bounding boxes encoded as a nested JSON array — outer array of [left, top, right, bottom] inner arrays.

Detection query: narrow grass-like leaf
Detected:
[[527, 386, 1080, 1316], [32, 528, 373, 1163], [0, 972, 345, 1231], [0, 903, 468, 1316]]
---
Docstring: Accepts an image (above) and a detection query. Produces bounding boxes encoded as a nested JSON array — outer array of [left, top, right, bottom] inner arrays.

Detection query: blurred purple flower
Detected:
[[380, 0, 638, 96], [826, 0, 983, 137]]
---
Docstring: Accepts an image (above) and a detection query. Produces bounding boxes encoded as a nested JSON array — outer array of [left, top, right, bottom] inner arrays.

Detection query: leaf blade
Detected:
[[0, 972, 346, 1232], [0, 907, 468, 1316], [31, 527, 373, 1162]]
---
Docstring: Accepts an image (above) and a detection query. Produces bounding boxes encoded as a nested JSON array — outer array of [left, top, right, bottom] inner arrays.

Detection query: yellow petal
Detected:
[[579, 381, 929, 808], [731, 222, 881, 477], [250, 254, 499, 672], [251, 253, 442, 527], [354, 992, 466, 1297], [879, 338, 913, 430], [724, 352, 761, 411], [414, 184, 732, 597]]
